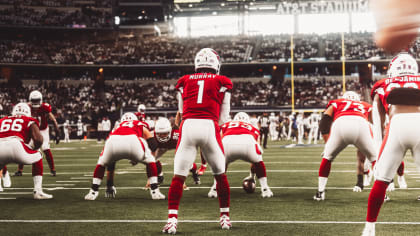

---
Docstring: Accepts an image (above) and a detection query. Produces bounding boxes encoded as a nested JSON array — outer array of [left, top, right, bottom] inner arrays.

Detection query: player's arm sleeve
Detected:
[[177, 92, 183, 114], [218, 92, 231, 125], [29, 123, 43, 150], [319, 106, 334, 135], [372, 95, 386, 150]]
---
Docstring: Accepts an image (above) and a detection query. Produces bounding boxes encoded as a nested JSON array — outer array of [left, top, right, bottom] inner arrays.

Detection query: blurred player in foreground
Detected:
[[162, 48, 232, 234], [84, 112, 164, 200], [362, 53, 420, 236], [208, 112, 273, 198], [314, 91, 377, 201], [0, 103, 52, 199]]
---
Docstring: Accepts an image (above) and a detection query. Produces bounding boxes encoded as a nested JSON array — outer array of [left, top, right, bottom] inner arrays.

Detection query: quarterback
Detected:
[[162, 48, 232, 234]]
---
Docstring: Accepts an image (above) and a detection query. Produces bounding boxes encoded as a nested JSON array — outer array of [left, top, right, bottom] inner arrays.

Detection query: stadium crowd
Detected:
[[0, 77, 362, 127], [0, 33, 412, 64]]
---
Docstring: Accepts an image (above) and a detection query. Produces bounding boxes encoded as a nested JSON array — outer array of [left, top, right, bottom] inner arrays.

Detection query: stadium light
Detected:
[[114, 16, 120, 25]]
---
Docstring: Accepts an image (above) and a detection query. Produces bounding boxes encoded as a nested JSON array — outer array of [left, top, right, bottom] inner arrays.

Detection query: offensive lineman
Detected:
[[208, 112, 273, 198], [162, 48, 232, 234], [15, 90, 60, 176], [314, 91, 377, 201], [0, 103, 52, 199], [362, 53, 420, 236], [84, 112, 165, 200]]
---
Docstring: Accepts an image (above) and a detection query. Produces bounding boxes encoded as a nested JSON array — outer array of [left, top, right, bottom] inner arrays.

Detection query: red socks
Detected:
[[253, 161, 267, 178], [367, 180, 389, 222], [156, 161, 162, 175], [168, 176, 185, 218], [32, 159, 43, 176], [319, 158, 332, 178], [93, 165, 105, 179], [215, 174, 230, 216], [44, 149, 55, 171], [397, 162, 405, 176], [146, 163, 158, 178]]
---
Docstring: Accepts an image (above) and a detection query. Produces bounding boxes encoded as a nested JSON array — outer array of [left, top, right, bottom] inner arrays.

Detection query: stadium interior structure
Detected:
[[0, 0, 412, 135]]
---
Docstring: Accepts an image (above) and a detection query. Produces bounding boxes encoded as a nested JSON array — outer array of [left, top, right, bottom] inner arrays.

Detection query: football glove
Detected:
[[105, 186, 117, 198], [55, 135, 60, 144]]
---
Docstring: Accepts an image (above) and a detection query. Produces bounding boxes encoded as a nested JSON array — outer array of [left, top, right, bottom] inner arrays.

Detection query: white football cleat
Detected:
[[261, 188, 274, 198], [398, 175, 408, 189], [150, 188, 165, 200], [353, 186, 363, 192], [0, 184, 3, 192], [313, 191, 325, 201], [384, 194, 390, 202], [162, 217, 177, 234], [220, 214, 232, 230], [2, 171, 11, 188], [33, 190, 53, 200], [208, 187, 218, 198], [386, 182, 395, 192], [362, 222, 375, 236], [84, 189, 99, 200]]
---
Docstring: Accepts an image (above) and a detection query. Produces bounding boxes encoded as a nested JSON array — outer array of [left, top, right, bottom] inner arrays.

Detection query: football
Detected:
[[242, 179, 256, 194]]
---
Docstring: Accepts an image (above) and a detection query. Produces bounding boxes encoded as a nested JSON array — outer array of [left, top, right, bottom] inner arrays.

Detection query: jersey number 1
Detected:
[[197, 80, 204, 104]]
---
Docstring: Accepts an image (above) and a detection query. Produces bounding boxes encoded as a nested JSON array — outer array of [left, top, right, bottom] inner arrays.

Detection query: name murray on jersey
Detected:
[[189, 74, 217, 80]]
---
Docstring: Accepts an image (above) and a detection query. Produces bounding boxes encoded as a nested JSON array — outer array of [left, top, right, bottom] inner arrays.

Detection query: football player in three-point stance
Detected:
[[208, 112, 273, 199], [84, 112, 165, 201], [362, 53, 420, 236], [14, 90, 60, 177], [314, 91, 377, 201], [146, 117, 200, 188], [162, 48, 232, 234], [0, 103, 52, 199]]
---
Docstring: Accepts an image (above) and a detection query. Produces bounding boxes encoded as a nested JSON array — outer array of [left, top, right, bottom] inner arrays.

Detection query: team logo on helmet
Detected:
[[121, 112, 138, 122], [12, 103, 31, 117]]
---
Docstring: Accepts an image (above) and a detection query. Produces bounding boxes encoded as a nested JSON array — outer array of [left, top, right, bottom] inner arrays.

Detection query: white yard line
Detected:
[[0, 192, 33, 195], [0, 219, 419, 225], [56, 181, 89, 183], [0, 198, 17, 200]]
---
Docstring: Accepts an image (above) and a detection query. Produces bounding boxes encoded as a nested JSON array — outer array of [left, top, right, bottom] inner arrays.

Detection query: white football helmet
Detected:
[[342, 91, 360, 101], [121, 112, 138, 122], [155, 118, 172, 142], [137, 104, 146, 113], [388, 53, 418, 78], [12, 103, 31, 117], [233, 112, 250, 123], [194, 48, 221, 74], [29, 90, 42, 108]]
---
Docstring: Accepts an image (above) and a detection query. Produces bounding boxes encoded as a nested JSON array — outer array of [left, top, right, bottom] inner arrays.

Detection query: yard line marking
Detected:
[[71, 177, 92, 179], [0, 219, 419, 225], [44, 184, 75, 186], [0, 192, 33, 195], [0, 198, 17, 200], [56, 181, 89, 183]]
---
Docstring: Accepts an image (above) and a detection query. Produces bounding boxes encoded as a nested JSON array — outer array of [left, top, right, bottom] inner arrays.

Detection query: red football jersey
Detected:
[[372, 75, 420, 113], [221, 121, 260, 141], [327, 98, 372, 121], [134, 112, 146, 122], [110, 120, 145, 138], [0, 115, 39, 143], [176, 73, 233, 122], [153, 129, 180, 150], [30, 103, 52, 130]]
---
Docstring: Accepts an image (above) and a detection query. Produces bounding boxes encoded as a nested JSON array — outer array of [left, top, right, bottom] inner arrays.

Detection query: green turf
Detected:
[[1, 140, 420, 235]]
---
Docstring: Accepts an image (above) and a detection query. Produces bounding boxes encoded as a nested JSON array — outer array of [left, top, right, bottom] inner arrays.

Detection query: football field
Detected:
[[1, 140, 420, 236]]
